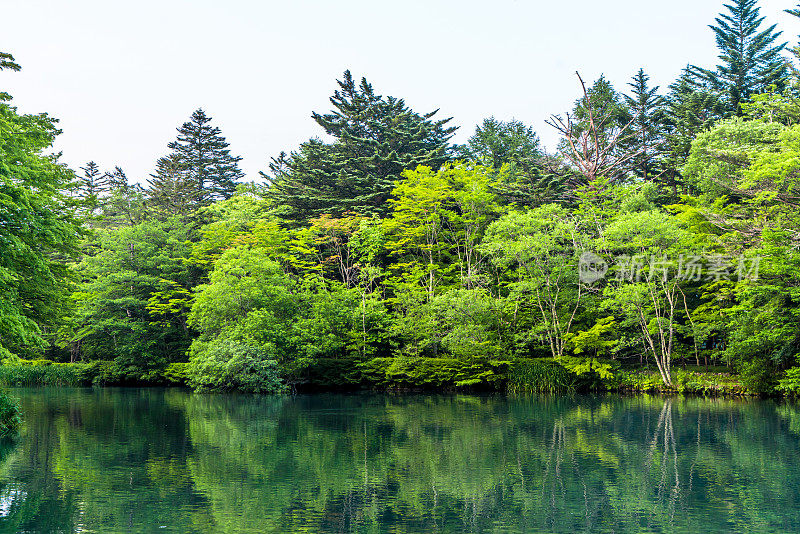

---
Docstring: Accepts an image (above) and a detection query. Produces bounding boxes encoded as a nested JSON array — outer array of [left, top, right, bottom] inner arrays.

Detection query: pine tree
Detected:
[[76, 161, 116, 220], [623, 69, 666, 180], [102, 167, 149, 227], [0, 51, 21, 102], [784, 4, 800, 73], [166, 109, 243, 204], [78, 161, 113, 198], [147, 154, 197, 218], [691, 0, 788, 115], [0, 51, 20, 72], [460, 117, 541, 170], [661, 69, 727, 196], [265, 71, 457, 222], [104, 166, 129, 190], [459, 117, 566, 206]]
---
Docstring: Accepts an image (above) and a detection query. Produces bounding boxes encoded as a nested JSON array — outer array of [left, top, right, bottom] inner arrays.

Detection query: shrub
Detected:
[[0, 392, 21, 436], [0, 359, 191, 387], [615, 369, 665, 391], [188, 340, 286, 394], [738, 358, 775, 395], [163, 363, 189, 385], [777, 365, 800, 396], [358, 357, 510, 390], [288, 358, 363, 388]]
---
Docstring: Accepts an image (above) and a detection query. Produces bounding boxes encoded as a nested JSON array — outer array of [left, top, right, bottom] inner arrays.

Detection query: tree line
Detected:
[[4, 0, 800, 394]]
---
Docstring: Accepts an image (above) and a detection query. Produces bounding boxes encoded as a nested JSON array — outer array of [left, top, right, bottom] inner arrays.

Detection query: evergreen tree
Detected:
[[265, 70, 457, 222], [102, 167, 149, 227], [571, 76, 632, 142], [691, 0, 788, 115], [623, 69, 666, 180], [77, 161, 114, 212], [0, 51, 20, 72], [459, 117, 541, 170], [165, 109, 243, 204], [784, 5, 800, 74], [147, 154, 196, 218], [104, 166, 129, 190], [661, 69, 727, 195], [0, 51, 20, 101], [459, 117, 565, 206]]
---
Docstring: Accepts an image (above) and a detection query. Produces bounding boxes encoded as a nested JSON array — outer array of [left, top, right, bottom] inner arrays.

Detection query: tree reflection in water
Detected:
[[0, 390, 798, 533]]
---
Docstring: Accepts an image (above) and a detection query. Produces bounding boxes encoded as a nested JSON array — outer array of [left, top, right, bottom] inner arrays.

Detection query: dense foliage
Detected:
[[6, 0, 800, 395]]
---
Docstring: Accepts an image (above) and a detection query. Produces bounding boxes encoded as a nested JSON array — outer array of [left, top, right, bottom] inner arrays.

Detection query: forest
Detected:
[[5, 0, 800, 396]]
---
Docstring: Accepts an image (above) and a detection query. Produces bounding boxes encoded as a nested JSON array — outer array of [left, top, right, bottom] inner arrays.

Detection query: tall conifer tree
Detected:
[[266, 71, 457, 222], [623, 69, 666, 180], [147, 154, 197, 218], [691, 0, 788, 115], [661, 69, 727, 195], [165, 109, 243, 204]]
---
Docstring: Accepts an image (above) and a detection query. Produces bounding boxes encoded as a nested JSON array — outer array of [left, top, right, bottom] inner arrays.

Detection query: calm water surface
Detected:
[[0, 389, 798, 533]]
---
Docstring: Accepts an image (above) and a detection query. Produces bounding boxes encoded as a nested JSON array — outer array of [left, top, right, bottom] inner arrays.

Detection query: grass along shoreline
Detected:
[[0, 358, 772, 397]]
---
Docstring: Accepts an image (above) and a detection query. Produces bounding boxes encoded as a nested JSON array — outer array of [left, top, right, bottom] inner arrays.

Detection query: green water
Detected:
[[0, 389, 799, 533]]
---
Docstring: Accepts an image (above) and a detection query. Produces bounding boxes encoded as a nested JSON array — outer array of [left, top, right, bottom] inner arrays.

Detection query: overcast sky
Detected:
[[3, 0, 799, 183]]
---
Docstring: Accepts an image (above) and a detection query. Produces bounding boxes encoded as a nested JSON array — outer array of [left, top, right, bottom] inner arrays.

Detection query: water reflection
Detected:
[[0, 390, 799, 533]]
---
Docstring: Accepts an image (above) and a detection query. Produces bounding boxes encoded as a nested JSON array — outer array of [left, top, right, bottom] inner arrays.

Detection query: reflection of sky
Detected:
[[0, 486, 25, 518]]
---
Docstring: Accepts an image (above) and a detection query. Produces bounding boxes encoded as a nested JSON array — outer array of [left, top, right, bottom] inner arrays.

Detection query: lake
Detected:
[[0, 389, 798, 533]]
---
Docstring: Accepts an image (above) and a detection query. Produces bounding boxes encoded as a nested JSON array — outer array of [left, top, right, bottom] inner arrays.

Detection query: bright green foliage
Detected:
[[777, 360, 800, 395], [188, 340, 286, 393], [384, 164, 501, 298], [603, 209, 705, 385], [741, 88, 800, 125], [73, 219, 198, 377], [0, 392, 20, 436], [265, 71, 456, 222], [566, 316, 620, 357], [188, 191, 277, 270], [683, 117, 800, 392], [506, 359, 577, 393], [683, 117, 787, 199], [389, 288, 507, 359], [480, 204, 587, 361], [186, 243, 391, 390], [0, 64, 81, 360]]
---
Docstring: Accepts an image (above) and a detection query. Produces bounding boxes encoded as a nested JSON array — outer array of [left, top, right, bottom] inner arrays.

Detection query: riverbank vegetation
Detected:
[[5, 1, 800, 396]]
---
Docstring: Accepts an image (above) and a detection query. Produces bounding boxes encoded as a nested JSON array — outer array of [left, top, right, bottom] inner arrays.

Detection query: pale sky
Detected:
[[3, 0, 799, 183]]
